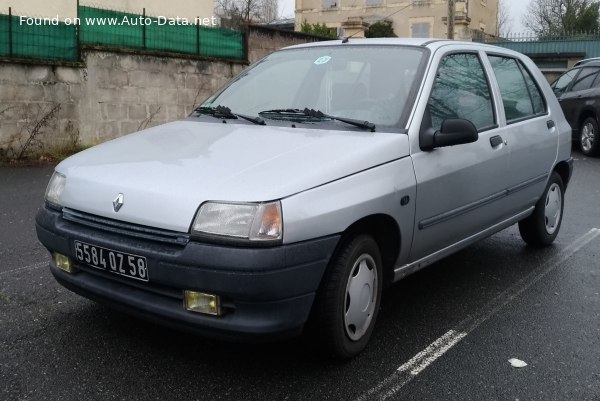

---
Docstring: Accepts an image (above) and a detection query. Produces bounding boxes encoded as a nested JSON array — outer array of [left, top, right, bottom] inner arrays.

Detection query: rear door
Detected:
[[558, 66, 600, 129], [485, 53, 557, 213]]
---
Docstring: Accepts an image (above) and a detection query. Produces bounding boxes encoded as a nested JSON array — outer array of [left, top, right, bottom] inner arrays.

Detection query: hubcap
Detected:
[[344, 254, 378, 341], [581, 122, 595, 153], [544, 183, 562, 235]]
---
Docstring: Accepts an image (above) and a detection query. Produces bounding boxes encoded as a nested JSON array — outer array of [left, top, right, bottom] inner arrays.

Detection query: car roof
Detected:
[[574, 57, 600, 66], [282, 37, 525, 57], [573, 59, 600, 67]]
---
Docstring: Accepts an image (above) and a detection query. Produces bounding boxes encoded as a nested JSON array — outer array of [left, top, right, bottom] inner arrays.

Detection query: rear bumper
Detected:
[[36, 206, 339, 341]]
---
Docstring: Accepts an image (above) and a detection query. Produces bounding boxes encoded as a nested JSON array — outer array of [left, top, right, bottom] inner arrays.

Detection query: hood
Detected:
[[57, 121, 409, 232]]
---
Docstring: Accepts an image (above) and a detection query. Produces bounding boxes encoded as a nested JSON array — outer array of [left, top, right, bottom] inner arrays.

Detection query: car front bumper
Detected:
[[36, 206, 339, 341]]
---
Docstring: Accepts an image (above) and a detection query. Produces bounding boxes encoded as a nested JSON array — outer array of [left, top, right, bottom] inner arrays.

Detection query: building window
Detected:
[[411, 22, 431, 38], [366, 0, 383, 5], [322, 0, 338, 8]]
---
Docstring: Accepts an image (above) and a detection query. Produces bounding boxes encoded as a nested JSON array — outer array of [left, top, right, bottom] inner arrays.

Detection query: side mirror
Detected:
[[433, 119, 479, 148], [420, 117, 479, 151]]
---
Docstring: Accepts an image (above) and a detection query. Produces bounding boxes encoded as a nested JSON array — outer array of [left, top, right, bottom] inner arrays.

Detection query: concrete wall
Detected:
[[247, 25, 322, 63], [0, 52, 243, 154], [0, 26, 322, 157]]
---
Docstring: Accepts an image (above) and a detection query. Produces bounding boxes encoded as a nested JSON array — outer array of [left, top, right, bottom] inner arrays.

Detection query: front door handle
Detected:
[[490, 135, 503, 147]]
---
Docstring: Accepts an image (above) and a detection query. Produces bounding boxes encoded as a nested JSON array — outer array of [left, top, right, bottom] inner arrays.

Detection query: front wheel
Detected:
[[518, 172, 565, 247], [309, 234, 382, 360], [580, 116, 600, 156]]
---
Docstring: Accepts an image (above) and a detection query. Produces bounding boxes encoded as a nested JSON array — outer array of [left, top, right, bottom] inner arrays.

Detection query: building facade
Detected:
[[0, 0, 215, 22], [295, 0, 499, 40]]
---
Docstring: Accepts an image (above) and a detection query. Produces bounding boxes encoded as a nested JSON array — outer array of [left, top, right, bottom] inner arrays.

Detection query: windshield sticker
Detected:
[[314, 56, 332, 65]]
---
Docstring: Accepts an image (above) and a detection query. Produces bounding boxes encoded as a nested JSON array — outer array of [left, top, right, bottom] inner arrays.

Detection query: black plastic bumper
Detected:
[[36, 206, 340, 341]]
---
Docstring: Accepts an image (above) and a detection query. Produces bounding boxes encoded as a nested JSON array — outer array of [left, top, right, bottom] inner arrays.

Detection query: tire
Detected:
[[518, 172, 565, 247], [579, 116, 600, 156], [308, 234, 383, 360]]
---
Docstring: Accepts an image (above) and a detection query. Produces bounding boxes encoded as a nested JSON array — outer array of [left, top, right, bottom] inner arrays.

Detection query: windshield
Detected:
[[202, 45, 427, 129]]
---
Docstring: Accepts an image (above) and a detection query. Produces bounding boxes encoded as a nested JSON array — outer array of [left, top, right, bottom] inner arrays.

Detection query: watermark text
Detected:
[[19, 15, 218, 27]]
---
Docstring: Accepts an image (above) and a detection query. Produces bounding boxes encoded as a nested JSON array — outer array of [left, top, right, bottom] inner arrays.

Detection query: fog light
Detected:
[[54, 253, 73, 273], [183, 291, 221, 316]]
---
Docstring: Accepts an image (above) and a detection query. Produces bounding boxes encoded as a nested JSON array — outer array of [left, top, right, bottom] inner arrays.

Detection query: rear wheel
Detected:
[[580, 116, 600, 156], [309, 234, 382, 360], [518, 172, 564, 247]]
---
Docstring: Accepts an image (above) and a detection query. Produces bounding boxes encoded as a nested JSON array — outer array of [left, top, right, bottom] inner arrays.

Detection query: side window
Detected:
[[552, 69, 578, 96], [428, 53, 495, 131], [519, 61, 546, 115], [489, 56, 545, 122], [570, 67, 600, 91]]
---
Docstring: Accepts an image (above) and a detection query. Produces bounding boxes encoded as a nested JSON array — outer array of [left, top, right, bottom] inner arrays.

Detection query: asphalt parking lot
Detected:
[[1, 150, 599, 401]]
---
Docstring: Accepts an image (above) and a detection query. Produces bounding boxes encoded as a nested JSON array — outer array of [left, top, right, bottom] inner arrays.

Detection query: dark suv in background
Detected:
[[552, 61, 600, 156]]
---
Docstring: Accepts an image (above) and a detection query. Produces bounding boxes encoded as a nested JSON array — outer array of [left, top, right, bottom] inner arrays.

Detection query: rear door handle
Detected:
[[490, 135, 503, 147], [547, 120, 555, 129]]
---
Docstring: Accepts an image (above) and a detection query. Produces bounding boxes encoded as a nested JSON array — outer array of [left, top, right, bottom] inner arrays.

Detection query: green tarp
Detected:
[[0, 14, 78, 60], [79, 6, 244, 59], [0, 7, 244, 62]]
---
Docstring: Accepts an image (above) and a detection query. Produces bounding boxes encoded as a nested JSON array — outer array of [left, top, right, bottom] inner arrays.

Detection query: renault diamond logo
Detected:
[[113, 193, 124, 213]]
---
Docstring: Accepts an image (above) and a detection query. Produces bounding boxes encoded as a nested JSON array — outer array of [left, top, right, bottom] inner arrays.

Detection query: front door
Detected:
[[409, 52, 513, 262]]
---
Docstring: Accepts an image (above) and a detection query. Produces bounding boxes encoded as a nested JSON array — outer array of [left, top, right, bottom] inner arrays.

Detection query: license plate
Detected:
[[73, 241, 149, 282]]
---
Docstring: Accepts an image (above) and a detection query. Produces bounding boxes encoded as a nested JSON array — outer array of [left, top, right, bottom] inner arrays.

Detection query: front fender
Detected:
[[281, 157, 417, 267]]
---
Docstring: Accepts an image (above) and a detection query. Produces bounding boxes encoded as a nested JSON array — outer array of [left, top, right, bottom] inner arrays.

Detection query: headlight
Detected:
[[192, 201, 283, 242], [45, 172, 66, 209]]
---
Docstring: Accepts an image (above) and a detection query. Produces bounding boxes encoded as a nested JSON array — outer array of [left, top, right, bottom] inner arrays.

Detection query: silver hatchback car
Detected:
[[36, 38, 573, 359]]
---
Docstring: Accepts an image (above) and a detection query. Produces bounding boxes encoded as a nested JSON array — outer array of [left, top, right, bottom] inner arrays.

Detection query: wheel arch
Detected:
[[333, 214, 401, 288], [553, 160, 572, 189], [578, 108, 597, 130]]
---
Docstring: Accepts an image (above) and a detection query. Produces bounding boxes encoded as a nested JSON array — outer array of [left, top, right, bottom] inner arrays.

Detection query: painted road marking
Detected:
[[356, 228, 600, 401], [0, 260, 48, 276]]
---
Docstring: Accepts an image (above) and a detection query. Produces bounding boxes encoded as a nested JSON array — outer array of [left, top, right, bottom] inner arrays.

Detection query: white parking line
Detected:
[[0, 260, 48, 277], [356, 228, 600, 401]]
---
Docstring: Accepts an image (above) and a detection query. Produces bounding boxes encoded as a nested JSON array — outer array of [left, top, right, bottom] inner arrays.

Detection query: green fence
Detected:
[[0, 13, 78, 61], [475, 32, 600, 59], [79, 6, 245, 59], [0, 6, 245, 63]]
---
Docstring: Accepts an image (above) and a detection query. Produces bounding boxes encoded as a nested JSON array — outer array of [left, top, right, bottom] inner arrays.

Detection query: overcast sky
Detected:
[[277, 0, 529, 34]]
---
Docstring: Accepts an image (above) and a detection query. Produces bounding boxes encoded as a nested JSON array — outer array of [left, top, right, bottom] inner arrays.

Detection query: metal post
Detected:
[[142, 8, 146, 49], [76, 0, 81, 60], [243, 30, 249, 62], [196, 16, 200, 55], [8, 7, 13, 56], [447, 0, 455, 40]]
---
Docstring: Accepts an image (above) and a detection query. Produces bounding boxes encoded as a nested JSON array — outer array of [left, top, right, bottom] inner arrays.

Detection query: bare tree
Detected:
[[496, 0, 513, 37], [217, 0, 279, 28], [261, 0, 279, 23], [523, 0, 600, 36]]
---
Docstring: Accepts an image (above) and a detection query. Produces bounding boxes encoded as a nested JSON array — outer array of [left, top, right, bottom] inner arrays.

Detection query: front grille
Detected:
[[62, 208, 190, 246]]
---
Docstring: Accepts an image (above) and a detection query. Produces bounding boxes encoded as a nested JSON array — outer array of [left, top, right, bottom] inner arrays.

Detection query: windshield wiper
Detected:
[[259, 108, 375, 132], [195, 106, 265, 126]]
